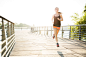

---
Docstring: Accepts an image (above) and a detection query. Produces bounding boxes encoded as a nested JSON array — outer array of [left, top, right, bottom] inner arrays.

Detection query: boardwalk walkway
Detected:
[[10, 30, 86, 57]]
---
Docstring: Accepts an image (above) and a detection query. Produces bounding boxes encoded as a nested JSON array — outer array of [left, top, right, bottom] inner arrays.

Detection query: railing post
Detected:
[[47, 26, 48, 35], [36, 27, 38, 34], [7, 22, 10, 37], [31, 27, 34, 33], [6, 21, 10, 57], [69, 26, 71, 39], [2, 18, 6, 56], [33, 27, 34, 33], [34, 27, 35, 33], [13, 23, 15, 44], [35, 27, 36, 32], [12, 23, 14, 34], [2, 19, 6, 41], [34, 27, 36, 32], [10, 23, 12, 35], [62, 26, 63, 38], [36, 27, 37, 34], [44, 26, 45, 35], [9, 23, 11, 36], [51, 26, 52, 36], [13, 23, 15, 34], [79, 26, 81, 40], [38, 27, 39, 34], [39, 27, 40, 34], [41, 27, 43, 34], [39, 27, 41, 34]]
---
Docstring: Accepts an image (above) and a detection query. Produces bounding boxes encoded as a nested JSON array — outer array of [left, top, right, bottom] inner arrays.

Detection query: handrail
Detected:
[[32, 24, 86, 41], [0, 40, 6, 46], [0, 16, 15, 57], [0, 34, 14, 46], [0, 16, 14, 24], [6, 40, 15, 56], [0, 46, 6, 53]]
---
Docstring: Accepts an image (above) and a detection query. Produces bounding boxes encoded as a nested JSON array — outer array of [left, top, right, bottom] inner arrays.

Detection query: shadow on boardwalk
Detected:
[[57, 51, 64, 57], [10, 30, 86, 57]]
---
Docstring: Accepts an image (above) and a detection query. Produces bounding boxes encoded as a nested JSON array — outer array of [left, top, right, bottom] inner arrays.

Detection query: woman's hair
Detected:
[[55, 7, 62, 14], [58, 12, 62, 14]]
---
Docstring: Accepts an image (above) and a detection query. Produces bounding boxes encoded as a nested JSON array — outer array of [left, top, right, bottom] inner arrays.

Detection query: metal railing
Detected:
[[0, 16, 15, 57], [32, 24, 86, 41]]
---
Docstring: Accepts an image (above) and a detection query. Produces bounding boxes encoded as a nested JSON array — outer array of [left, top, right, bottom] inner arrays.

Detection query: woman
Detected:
[[52, 7, 63, 47]]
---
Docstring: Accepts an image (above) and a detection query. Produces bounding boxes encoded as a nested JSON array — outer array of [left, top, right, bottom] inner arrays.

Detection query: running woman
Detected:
[[52, 7, 63, 47]]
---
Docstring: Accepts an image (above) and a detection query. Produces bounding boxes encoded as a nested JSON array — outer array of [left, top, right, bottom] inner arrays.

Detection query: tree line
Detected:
[[14, 23, 31, 27]]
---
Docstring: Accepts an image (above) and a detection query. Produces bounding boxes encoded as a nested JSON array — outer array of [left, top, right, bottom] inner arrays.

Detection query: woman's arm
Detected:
[[57, 13, 63, 21], [51, 14, 54, 23]]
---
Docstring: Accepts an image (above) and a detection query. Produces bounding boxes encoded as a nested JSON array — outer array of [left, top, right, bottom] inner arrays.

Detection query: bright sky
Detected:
[[0, 0, 86, 26]]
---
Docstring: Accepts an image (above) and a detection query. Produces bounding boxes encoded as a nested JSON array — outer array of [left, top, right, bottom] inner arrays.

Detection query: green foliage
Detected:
[[71, 4, 86, 25], [71, 13, 80, 25], [70, 4, 86, 41]]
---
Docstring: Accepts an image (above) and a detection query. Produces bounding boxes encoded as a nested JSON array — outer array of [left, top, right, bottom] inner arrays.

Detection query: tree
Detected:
[[70, 4, 86, 40], [71, 4, 86, 25]]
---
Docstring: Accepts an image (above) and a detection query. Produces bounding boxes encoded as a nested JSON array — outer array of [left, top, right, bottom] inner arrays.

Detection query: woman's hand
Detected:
[[57, 18, 60, 21]]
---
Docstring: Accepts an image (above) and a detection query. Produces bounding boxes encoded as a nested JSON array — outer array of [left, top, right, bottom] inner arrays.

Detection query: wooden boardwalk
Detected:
[[10, 30, 86, 57]]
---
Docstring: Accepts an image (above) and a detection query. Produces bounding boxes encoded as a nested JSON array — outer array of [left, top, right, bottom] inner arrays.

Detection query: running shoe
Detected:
[[57, 43, 59, 47], [53, 34, 55, 39]]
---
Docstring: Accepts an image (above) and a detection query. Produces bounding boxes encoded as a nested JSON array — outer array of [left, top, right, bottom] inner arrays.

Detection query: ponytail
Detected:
[[58, 12, 62, 14]]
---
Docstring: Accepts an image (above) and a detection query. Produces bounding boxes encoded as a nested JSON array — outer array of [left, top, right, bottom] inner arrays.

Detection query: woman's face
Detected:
[[55, 8, 59, 13]]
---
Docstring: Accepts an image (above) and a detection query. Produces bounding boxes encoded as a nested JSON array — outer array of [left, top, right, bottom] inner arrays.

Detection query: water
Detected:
[[0, 29, 31, 40]]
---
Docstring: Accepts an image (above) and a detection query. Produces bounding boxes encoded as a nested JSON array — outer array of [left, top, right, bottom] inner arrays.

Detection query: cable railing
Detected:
[[0, 16, 15, 57], [32, 24, 86, 41]]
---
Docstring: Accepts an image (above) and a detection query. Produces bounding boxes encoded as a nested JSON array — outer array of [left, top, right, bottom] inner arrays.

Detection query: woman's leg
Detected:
[[55, 29, 60, 43], [53, 28, 60, 47], [53, 28, 58, 43], [56, 29, 60, 41], [57, 29, 60, 35]]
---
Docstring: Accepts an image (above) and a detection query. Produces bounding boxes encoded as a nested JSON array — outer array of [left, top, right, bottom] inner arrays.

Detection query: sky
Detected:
[[0, 0, 86, 26]]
